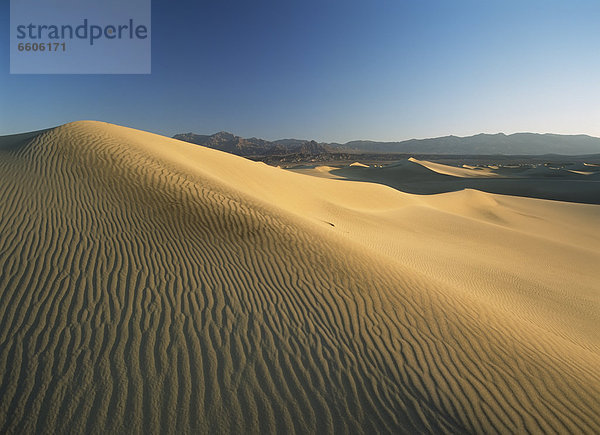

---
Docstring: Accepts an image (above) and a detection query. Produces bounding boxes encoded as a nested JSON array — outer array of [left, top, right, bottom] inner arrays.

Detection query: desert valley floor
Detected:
[[0, 121, 599, 433]]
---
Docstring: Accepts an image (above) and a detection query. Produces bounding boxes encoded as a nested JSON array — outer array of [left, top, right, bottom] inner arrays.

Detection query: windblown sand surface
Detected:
[[0, 121, 599, 433]]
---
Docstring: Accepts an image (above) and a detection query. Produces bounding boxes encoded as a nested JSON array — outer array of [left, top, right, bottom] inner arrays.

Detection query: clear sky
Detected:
[[1, 0, 599, 142]]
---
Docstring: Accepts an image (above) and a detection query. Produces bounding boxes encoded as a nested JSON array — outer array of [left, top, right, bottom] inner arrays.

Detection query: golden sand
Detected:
[[0, 121, 598, 433]]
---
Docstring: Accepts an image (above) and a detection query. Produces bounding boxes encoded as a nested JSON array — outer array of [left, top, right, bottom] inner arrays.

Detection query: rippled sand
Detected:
[[0, 121, 598, 433]]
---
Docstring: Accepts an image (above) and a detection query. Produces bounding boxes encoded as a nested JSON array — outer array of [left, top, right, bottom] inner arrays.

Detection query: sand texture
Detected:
[[0, 121, 599, 433]]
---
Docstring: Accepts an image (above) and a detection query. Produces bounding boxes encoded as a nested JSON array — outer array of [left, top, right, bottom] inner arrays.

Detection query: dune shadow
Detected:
[[0, 129, 50, 152], [329, 166, 600, 205]]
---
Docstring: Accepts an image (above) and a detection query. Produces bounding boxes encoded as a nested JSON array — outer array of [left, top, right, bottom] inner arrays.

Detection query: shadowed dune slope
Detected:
[[328, 157, 600, 204], [0, 121, 599, 434]]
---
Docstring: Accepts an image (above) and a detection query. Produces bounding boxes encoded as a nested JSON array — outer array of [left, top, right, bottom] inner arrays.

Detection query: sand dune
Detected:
[[0, 121, 599, 433], [569, 170, 596, 175], [409, 157, 500, 178], [325, 157, 600, 204]]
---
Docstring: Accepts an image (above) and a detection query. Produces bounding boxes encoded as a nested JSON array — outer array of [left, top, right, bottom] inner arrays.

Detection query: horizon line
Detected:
[[2, 120, 600, 144]]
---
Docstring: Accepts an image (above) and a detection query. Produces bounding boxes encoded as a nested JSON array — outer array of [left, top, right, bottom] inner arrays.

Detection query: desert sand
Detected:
[[0, 121, 598, 433]]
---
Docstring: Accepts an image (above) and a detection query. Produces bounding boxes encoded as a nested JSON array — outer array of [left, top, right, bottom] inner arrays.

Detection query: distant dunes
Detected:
[[0, 121, 599, 433], [324, 157, 600, 204]]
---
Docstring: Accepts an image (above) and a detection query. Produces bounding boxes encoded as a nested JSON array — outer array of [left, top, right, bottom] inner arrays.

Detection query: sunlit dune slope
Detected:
[[0, 121, 599, 434], [408, 157, 500, 178]]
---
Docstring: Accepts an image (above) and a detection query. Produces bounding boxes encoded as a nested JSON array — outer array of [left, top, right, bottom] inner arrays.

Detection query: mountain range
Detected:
[[173, 131, 600, 156], [172, 132, 331, 156]]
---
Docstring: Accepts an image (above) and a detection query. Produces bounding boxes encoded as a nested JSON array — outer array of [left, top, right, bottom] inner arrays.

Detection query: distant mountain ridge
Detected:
[[172, 132, 331, 156], [342, 133, 600, 155], [172, 132, 282, 156], [173, 131, 600, 156]]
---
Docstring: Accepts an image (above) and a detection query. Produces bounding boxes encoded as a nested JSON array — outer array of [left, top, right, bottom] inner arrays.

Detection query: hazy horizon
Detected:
[[3, 119, 600, 146]]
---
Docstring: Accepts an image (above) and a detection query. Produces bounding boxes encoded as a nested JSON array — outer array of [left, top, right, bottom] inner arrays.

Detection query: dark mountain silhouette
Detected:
[[172, 132, 280, 156], [173, 131, 600, 156], [340, 133, 600, 155], [173, 132, 331, 156]]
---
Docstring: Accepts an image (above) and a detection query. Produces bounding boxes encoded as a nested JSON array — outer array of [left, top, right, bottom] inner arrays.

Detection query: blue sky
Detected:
[[1, 0, 599, 142]]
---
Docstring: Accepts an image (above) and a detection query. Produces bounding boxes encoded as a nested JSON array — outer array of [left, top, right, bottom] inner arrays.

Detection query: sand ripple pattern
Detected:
[[0, 122, 598, 433]]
